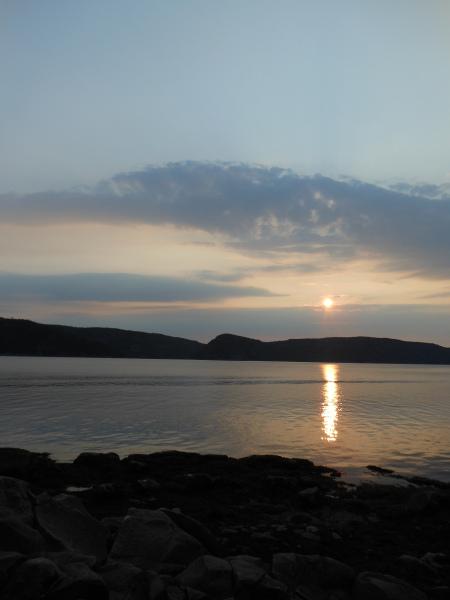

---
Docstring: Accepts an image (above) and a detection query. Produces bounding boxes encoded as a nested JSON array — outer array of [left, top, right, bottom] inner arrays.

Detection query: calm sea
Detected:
[[0, 357, 449, 481]]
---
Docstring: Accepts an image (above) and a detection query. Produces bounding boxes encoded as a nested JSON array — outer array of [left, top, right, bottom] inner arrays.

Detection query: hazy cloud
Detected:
[[2, 162, 450, 278], [0, 272, 274, 303]]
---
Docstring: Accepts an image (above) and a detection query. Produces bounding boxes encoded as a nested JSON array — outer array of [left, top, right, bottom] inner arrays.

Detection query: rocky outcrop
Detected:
[[0, 449, 448, 599]]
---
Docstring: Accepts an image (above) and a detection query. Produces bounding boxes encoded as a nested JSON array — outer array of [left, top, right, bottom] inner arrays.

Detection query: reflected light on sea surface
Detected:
[[321, 364, 340, 442]]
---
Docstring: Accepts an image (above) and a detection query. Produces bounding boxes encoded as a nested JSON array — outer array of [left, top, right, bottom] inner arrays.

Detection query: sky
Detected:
[[1, 0, 450, 344]]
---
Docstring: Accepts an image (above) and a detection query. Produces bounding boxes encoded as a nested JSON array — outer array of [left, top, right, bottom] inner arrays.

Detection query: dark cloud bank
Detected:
[[0, 273, 273, 303], [2, 162, 450, 279]]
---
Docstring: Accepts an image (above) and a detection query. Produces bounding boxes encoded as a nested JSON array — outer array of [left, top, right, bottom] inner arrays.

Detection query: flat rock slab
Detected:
[[36, 493, 107, 562], [110, 508, 205, 571]]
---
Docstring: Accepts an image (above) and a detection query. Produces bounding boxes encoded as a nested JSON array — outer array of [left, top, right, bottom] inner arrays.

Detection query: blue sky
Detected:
[[1, 1, 450, 343]]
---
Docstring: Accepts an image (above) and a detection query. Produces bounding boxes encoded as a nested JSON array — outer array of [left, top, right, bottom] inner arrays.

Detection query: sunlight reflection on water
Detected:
[[321, 364, 340, 443]]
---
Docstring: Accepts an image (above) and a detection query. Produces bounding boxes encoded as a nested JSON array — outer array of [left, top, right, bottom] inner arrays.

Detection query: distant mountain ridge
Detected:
[[1, 317, 450, 365]]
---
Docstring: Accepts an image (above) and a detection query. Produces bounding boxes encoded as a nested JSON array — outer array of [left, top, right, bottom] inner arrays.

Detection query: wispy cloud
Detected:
[[2, 162, 450, 278]]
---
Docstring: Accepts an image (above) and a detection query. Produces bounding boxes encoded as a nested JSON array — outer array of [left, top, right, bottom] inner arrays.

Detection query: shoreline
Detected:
[[1, 447, 449, 599]]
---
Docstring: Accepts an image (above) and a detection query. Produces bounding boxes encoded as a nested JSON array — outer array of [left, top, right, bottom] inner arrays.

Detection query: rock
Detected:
[[0, 477, 34, 524], [162, 509, 221, 555], [256, 574, 289, 600], [110, 508, 204, 571], [229, 554, 266, 588], [353, 571, 427, 600], [406, 488, 442, 513], [0, 557, 60, 600], [43, 551, 97, 569], [177, 555, 234, 600], [148, 569, 168, 600], [0, 551, 25, 588], [138, 478, 161, 492], [421, 552, 449, 572], [98, 560, 149, 600], [272, 553, 355, 591], [0, 513, 45, 554], [46, 561, 109, 600], [180, 473, 215, 492], [74, 451, 121, 471], [36, 493, 107, 562]]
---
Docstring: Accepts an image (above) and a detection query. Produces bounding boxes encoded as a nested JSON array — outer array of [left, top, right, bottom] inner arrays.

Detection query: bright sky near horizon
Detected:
[[1, 1, 450, 343]]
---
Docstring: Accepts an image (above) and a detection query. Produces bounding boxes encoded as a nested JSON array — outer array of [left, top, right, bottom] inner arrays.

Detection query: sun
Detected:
[[322, 297, 334, 309]]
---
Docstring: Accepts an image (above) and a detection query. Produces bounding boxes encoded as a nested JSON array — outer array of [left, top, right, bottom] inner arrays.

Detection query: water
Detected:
[[0, 357, 449, 481]]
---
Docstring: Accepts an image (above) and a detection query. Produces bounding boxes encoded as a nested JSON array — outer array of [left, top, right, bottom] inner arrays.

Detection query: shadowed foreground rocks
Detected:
[[0, 448, 449, 600]]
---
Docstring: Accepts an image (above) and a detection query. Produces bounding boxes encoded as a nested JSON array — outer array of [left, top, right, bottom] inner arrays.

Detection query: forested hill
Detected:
[[1, 317, 450, 364]]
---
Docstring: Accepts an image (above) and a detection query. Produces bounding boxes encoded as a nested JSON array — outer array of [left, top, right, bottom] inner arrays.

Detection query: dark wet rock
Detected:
[[353, 571, 427, 600], [1, 557, 60, 600], [46, 561, 109, 600], [421, 552, 449, 573], [35, 493, 107, 562], [110, 508, 205, 571], [74, 451, 121, 471], [397, 554, 437, 582], [98, 560, 149, 600], [177, 555, 234, 599], [272, 553, 355, 592], [0, 513, 45, 554], [429, 586, 450, 599], [255, 573, 289, 600], [0, 477, 34, 524], [367, 466, 395, 475], [162, 509, 221, 555]]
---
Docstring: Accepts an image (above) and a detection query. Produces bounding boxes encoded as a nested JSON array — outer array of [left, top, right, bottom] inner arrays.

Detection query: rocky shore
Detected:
[[0, 448, 449, 599]]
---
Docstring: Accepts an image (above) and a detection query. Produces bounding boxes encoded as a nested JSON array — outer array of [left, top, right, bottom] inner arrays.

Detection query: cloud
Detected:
[[2, 161, 450, 278], [0, 272, 274, 303]]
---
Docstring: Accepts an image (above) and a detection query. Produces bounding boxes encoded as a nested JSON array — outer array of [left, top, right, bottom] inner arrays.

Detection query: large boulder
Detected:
[[110, 508, 204, 571], [272, 553, 355, 591], [0, 551, 25, 589], [0, 557, 60, 600], [353, 571, 427, 600], [36, 493, 107, 562], [177, 555, 234, 600], [0, 477, 33, 524], [0, 448, 56, 482]]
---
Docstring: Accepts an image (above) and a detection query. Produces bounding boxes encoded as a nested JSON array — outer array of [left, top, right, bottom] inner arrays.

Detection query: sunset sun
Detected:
[[322, 297, 334, 310]]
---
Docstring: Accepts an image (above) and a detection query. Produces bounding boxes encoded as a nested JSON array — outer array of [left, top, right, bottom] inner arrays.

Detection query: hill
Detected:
[[1, 317, 450, 364]]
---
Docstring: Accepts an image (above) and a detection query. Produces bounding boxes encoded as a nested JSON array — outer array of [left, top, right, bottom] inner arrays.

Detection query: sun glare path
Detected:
[[321, 363, 340, 443]]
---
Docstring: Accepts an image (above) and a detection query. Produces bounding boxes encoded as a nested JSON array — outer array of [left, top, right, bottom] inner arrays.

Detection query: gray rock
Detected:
[[110, 508, 204, 571], [257, 574, 289, 600], [0, 477, 33, 524], [0, 448, 51, 478], [177, 555, 233, 600], [162, 509, 221, 554], [353, 571, 427, 600], [1, 557, 60, 600], [36, 493, 107, 562], [0, 513, 45, 554], [272, 553, 355, 591], [46, 561, 109, 600], [148, 569, 168, 600], [229, 554, 266, 588], [98, 560, 149, 600], [0, 550, 25, 587], [43, 550, 97, 569]]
